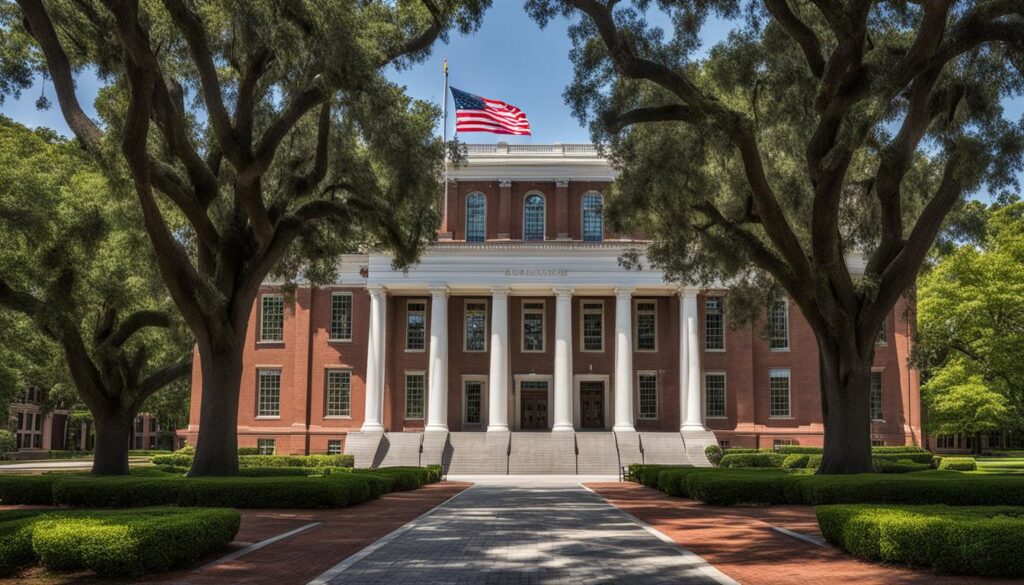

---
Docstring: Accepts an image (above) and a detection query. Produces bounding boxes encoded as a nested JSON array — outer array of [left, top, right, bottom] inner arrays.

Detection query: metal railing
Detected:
[[462, 143, 599, 157]]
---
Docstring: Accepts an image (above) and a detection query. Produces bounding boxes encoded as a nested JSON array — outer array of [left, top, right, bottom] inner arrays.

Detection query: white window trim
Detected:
[[768, 368, 792, 419], [704, 296, 726, 352], [404, 299, 428, 353], [521, 299, 546, 353], [403, 370, 426, 420], [463, 298, 489, 353], [635, 370, 659, 420], [579, 299, 605, 353], [257, 438, 276, 455], [633, 298, 658, 352], [466, 192, 487, 242], [327, 291, 353, 343], [257, 294, 285, 344], [769, 299, 790, 352], [581, 191, 604, 242], [522, 191, 547, 241], [324, 367, 353, 419], [870, 367, 886, 422], [462, 375, 488, 428], [327, 439, 343, 455], [255, 368, 282, 419], [704, 371, 728, 419]]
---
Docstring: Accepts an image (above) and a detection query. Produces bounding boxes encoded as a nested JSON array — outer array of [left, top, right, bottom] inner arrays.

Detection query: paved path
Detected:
[[312, 476, 733, 585]]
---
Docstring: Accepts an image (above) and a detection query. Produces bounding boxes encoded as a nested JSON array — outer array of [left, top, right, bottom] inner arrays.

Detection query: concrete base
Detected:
[[343, 431, 385, 469]]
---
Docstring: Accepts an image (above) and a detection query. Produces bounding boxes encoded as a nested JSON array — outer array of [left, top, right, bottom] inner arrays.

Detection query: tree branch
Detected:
[[382, 0, 443, 65], [602, 104, 700, 132], [764, 0, 825, 77], [136, 355, 192, 405], [108, 310, 171, 348]]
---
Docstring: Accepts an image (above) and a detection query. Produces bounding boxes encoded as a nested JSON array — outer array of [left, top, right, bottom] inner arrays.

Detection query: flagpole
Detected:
[[441, 57, 450, 238]]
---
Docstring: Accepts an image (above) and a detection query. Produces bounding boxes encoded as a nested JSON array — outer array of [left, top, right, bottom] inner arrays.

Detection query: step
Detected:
[[508, 432, 577, 474], [639, 432, 689, 465], [681, 430, 719, 467], [343, 431, 385, 469], [575, 432, 619, 475], [420, 430, 449, 467], [378, 432, 423, 467], [445, 431, 509, 475], [614, 431, 643, 468]]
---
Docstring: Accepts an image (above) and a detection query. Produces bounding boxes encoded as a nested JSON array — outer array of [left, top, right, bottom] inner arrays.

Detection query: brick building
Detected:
[[181, 143, 922, 468]]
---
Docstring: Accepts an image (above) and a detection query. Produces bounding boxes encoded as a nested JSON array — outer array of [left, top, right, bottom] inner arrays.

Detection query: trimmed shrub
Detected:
[[873, 458, 930, 473], [150, 453, 194, 467], [871, 452, 934, 465], [628, 464, 685, 487], [719, 452, 786, 468], [237, 467, 317, 477], [0, 475, 62, 505], [782, 454, 810, 469], [0, 516, 37, 576], [937, 457, 977, 471], [722, 448, 774, 455], [53, 477, 185, 508], [817, 504, 1024, 577], [152, 452, 355, 469], [704, 445, 724, 466], [871, 446, 929, 454], [775, 446, 823, 455], [237, 447, 260, 455], [0, 430, 15, 459], [807, 455, 823, 470]]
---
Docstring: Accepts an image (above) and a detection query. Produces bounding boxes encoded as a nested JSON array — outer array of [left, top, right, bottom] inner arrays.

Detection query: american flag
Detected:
[[451, 87, 531, 135]]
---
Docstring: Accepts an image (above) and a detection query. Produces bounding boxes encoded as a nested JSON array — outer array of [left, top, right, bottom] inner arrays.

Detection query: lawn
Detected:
[[973, 457, 1024, 474]]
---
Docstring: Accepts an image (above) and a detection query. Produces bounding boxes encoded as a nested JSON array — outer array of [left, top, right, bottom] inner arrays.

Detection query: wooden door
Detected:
[[579, 381, 605, 429], [520, 389, 549, 430]]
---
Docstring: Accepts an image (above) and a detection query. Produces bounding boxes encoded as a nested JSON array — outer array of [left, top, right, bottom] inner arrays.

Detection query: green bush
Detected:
[[937, 457, 977, 471], [775, 446, 823, 455], [782, 454, 810, 469], [719, 452, 786, 468], [237, 454, 354, 468], [817, 504, 1024, 577], [722, 448, 774, 455], [0, 475, 62, 505], [150, 453, 194, 467], [807, 455, 823, 470], [873, 458, 930, 473], [871, 452, 934, 465], [704, 445, 724, 466], [628, 464, 685, 487], [52, 477, 185, 508], [237, 467, 318, 477], [237, 447, 260, 455], [871, 446, 929, 454], [0, 430, 15, 459], [0, 516, 36, 576]]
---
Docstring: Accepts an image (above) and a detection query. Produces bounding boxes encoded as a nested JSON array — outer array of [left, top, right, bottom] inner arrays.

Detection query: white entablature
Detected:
[[447, 142, 617, 182]]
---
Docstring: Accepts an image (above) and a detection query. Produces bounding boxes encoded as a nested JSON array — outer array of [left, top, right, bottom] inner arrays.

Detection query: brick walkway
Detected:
[[314, 477, 734, 585], [587, 482, 1019, 585]]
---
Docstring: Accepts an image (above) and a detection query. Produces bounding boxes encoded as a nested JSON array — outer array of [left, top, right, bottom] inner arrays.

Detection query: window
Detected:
[[876, 319, 887, 344], [260, 295, 284, 342], [466, 193, 486, 242], [870, 371, 883, 421], [936, 435, 954, 449], [464, 380, 483, 425], [638, 373, 658, 419], [523, 193, 545, 241], [405, 372, 425, 419], [635, 300, 657, 351], [704, 297, 725, 351], [871, 439, 886, 447], [522, 301, 545, 352], [582, 193, 603, 241], [15, 411, 42, 450], [581, 301, 604, 352], [257, 439, 276, 455], [329, 293, 353, 341], [326, 369, 351, 417], [465, 301, 487, 352], [773, 439, 796, 448], [327, 439, 343, 454], [769, 369, 791, 418], [406, 301, 426, 351], [705, 373, 726, 418], [768, 301, 789, 350], [718, 440, 731, 448], [257, 369, 281, 417]]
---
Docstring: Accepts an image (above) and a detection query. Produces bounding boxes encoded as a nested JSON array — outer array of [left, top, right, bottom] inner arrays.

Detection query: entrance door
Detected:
[[579, 381, 605, 429], [520, 381, 549, 430]]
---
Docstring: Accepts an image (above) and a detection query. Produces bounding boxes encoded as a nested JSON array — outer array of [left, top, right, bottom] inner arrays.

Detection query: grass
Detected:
[[972, 457, 1024, 475]]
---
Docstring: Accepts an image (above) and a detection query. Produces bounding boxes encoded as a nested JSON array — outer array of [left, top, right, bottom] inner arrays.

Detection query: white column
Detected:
[[488, 286, 511, 432], [680, 289, 706, 431], [552, 287, 575, 431], [362, 286, 387, 432], [613, 287, 636, 431], [425, 285, 449, 432]]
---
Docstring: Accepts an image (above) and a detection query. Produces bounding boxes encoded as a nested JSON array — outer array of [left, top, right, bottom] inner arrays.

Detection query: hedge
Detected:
[[937, 457, 977, 471], [782, 454, 810, 469], [873, 459, 930, 473], [817, 504, 1024, 576], [151, 452, 355, 469], [0, 475, 62, 505], [719, 452, 786, 468], [704, 445, 724, 466]]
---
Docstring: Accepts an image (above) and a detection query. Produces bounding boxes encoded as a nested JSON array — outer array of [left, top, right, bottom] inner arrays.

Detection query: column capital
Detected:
[[678, 287, 700, 299], [499, 178, 512, 188], [367, 285, 387, 298], [555, 178, 570, 188], [490, 286, 512, 298], [552, 286, 575, 299], [614, 287, 636, 298], [427, 284, 449, 297]]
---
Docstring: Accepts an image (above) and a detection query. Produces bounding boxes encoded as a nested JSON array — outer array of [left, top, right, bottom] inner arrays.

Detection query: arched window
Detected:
[[523, 193, 545, 241], [582, 193, 604, 241], [465, 193, 486, 242]]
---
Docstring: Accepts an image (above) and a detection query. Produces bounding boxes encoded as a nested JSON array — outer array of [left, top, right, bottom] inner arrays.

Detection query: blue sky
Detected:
[[1, 2, 1019, 199]]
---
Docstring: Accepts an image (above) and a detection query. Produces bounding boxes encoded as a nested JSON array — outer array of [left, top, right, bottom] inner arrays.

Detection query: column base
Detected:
[[552, 424, 575, 432], [360, 423, 385, 432], [681, 423, 708, 432], [424, 423, 449, 433], [487, 424, 510, 432], [612, 424, 636, 433]]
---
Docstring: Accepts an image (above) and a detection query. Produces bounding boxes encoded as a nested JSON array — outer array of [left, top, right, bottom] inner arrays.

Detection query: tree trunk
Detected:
[[91, 409, 133, 475], [189, 342, 244, 476], [817, 343, 875, 474]]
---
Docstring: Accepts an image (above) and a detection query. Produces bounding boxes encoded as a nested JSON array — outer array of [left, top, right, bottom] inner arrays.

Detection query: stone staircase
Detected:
[[508, 432, 577, 474], [575, 432, 620, 474], [377, 432, 423, 467], [639, 432, 689, 465], [682, 429, 718, 467], [444, 431, 510, 474], [614, 431, 644, 468], [420, 430, 448, 467], [344, 431, 385, 469]]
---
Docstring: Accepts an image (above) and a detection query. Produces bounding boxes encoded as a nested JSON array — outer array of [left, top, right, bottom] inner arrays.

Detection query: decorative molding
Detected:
[[614, 287, 637, 297], [553, 286, 575, 298], [555, 178, 570, 188], [498, 179, 512, 188], [490, 286, 512, 297], [427, 284, 449, 297]]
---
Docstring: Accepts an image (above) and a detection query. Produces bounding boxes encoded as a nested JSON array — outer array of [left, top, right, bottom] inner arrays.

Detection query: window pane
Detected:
[[257, 438, 276, 455], [704, 298, 724, 350], [257, 370, 281, 417], [260, 296, 284, 341], [326, 370, 351, 416], [465, 381, 482, 424], [465, 302, 487, 351], [523, 194, 545, 241], [876, 320, 887, 343], [406, 302, 426, 350], [870, 371, 883, 421], [705, 373, 726, 418], [523, 302, 544, 351], [636, 301, 657, 351], [769, 301, 789, 350], [327, 439, 343, 454], [638, 374, 658, 419], [405, 373, 425, 419], [769, 369, 790, 417], [582, 302, 603, 351], [330, 293, 352, 340], [582, 193, 603, 241], [466, 193, 486, 242]]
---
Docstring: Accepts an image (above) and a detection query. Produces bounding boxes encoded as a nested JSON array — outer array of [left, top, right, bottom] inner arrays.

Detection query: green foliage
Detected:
[[719, 452, 786, 468], [817, 505, 1024, 576], [0, 474, 62, 505], [937, 457, 978, 471], [782, 454, 810, 469], [704, 444, 723, 466], [872, 459, 931, 474], [0, 516, 35, 576], [0, 429, 14, 457], [151, 452, 355, 469]]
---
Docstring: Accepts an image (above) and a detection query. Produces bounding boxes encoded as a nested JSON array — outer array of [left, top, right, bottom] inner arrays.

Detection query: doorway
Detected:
[[579, 381, 605, 429], [520, 381, 549, 430]]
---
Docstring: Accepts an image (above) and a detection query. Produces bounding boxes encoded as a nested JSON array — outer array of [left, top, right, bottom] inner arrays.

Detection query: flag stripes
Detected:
[[451, 87, 532, 135]]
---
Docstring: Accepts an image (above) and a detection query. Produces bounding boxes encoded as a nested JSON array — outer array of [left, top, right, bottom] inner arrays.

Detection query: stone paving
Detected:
[[315, 476, 733, 585]]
